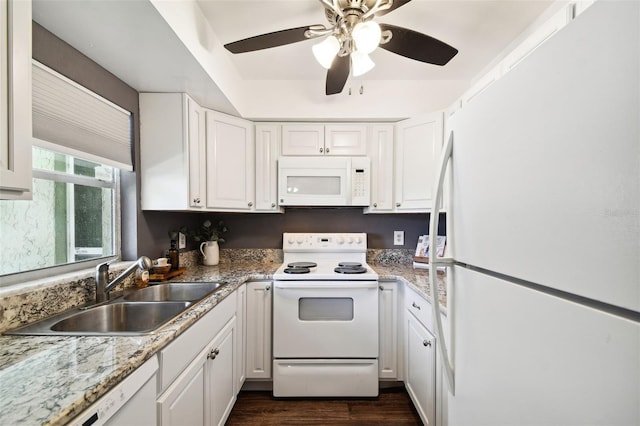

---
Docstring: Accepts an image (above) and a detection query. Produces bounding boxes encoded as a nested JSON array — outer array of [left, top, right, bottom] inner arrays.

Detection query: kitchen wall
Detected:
[[141, 210, 445, 257], [33, 22, 445, 261]]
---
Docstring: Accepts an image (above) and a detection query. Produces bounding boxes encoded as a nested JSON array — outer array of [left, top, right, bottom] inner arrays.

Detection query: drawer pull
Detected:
[[423, 340, 432, 347], [412, 301, 421, 310]]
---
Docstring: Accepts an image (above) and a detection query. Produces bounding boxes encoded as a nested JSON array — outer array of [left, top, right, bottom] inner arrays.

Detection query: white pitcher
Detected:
[[199, 240, 219, 266]]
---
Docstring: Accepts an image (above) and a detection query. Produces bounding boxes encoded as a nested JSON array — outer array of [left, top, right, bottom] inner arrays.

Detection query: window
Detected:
[[0, 146, 119, 283]]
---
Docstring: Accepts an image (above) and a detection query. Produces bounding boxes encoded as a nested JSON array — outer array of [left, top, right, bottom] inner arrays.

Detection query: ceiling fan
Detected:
[[224, 0, 459, 96]]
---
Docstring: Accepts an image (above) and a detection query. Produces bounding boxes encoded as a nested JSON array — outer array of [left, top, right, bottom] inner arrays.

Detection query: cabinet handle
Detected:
[[396, 202, 401, 207], [412, 301, 421, 310], [265, 285, 271, 291], [207, 348, 217, 360], [379, 285, 384, 290], [423, 340, 432, 347], [373, 203, 378, 208], [319, 147, 324, 153], [214, 348, 220, 355], [325, 147, 330, 154], [248, 201, 253, 207], [271, 203, 276, 208], [193, 198, 200, 204]]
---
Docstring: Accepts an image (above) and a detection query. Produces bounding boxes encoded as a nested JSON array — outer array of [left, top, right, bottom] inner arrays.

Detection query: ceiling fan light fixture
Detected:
[[351, 50, 375, 77], [352, 20, 382, 54], [312, 35, 341, 69]]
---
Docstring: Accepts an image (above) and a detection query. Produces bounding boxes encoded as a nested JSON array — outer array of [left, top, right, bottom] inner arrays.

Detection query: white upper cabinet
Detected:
[[282, 123, 367, 156], [205, 111, 255, 211], [140, 93, 204, 210], [281, 123, 324, 156], [324, 124, 367, 156], [0, 0, 32, 200], [394, 112, 443, 212], [255, 124, 282, 212], [365, 124, 394, 212]]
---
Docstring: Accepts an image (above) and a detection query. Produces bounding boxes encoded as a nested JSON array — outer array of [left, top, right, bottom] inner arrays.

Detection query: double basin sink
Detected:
[[6, 282, 224, 336]]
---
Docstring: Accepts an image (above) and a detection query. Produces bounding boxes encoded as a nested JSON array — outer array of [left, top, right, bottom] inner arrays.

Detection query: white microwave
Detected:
[[278, 156, 371, 206]]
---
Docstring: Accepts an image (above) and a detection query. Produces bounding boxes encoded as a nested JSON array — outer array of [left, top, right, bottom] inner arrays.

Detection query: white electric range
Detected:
[[272, 233, 380, 397]]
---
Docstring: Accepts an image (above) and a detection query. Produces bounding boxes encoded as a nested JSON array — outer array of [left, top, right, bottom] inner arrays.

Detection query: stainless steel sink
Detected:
[[123, 282, 223, 302], [50, 302, 191, 334], [5, 282, 225, 336]]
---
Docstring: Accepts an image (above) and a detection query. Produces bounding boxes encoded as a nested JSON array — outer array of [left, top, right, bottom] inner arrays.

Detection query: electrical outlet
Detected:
[[178, 232, 186, 249], [394, 231, 404, 246]]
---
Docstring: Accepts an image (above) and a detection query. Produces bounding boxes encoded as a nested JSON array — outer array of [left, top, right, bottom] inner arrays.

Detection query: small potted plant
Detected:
[[185, 220, 228, 266]]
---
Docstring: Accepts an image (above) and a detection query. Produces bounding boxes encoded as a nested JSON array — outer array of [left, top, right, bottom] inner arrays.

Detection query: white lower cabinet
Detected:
[[405, 312, 437, 425], [404, 286, 438, 425], [235, 283, 247, 389], [378, 281, 398, 379], [245, 281, 272, 379], [157, 291, 238, 426]]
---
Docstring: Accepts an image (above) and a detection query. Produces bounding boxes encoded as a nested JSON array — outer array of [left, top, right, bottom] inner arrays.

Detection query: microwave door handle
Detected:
[[429, 130, 455, 395]]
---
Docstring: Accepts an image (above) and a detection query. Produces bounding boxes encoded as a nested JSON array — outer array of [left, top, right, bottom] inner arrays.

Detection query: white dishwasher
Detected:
[[70, 356, 158, 426]]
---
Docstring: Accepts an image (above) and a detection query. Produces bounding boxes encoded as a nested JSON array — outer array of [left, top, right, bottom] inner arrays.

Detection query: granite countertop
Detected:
[[0, 261, 445, 425]]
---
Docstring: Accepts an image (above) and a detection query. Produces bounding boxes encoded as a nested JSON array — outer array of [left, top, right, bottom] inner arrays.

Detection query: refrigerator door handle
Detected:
[[429, 130, 455, 395]]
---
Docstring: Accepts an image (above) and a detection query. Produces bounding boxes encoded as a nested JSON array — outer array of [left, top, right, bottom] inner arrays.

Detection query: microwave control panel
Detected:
[[351, 157, 371, 206]]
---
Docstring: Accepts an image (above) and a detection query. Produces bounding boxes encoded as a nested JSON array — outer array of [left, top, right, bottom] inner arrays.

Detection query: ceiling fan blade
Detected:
[[375, 0, 413, 17], [378, 24, 458, 66], [225, 26, 321, 53], [326, 55, 350, 95]]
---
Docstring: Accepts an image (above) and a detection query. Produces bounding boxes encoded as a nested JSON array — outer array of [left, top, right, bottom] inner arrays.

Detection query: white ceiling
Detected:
[[198, 0, 552, 82], [32, 0, 563, 121]]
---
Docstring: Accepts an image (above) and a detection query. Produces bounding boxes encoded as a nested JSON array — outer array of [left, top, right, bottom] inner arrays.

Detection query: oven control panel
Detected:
[[283, 233, 367, 251]]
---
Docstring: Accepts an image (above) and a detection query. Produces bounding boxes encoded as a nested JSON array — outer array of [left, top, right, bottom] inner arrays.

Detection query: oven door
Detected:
[[273, 281, 379, 358]]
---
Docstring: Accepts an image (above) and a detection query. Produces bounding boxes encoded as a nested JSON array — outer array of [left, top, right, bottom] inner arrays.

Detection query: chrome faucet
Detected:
[[95, 256, 152, 303]]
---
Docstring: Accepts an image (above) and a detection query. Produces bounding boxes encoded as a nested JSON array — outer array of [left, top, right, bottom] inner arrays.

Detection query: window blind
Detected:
[[32, 61, 133, 170]]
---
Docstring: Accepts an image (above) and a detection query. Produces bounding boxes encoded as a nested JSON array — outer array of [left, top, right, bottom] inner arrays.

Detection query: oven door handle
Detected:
[[274, 281, 379, 290]]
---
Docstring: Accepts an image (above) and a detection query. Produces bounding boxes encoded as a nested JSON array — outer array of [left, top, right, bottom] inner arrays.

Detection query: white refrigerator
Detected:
[[429, 2, 640, 425]]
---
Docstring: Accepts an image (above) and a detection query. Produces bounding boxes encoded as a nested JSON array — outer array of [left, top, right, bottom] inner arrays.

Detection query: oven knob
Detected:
[[287, 237, 294, 245], [355, 236, 363, 244], [296, 237, 304, 244], [347, 237, 354, 244], [337, 237, 345, 245]]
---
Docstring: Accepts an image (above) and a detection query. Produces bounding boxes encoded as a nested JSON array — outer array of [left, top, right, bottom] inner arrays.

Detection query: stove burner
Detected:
[[284, 267, 311, 274], [287, 261, 318, 269], [334, 266, 367, 274], [338, 262, 362, 268]]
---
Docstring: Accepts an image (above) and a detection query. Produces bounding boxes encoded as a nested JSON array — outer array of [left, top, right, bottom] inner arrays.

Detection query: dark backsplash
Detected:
[[141, 209, 446, 258]]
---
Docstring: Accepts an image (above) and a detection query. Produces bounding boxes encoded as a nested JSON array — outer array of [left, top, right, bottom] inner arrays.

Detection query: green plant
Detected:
[[183, 220, 228, 243]]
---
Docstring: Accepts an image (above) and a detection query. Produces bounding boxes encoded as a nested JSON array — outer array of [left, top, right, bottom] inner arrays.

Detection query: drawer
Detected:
[[158, 291, 236, 392], [404, 285, 433, 331]]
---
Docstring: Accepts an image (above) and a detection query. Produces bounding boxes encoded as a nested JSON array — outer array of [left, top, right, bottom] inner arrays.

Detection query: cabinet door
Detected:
[[405, 313, 436, 425], [205, 111, 255, 210], [324, 124, 367, 156], [158, 345, 209, 426], [378, 282, 398, 379], [281, 124, 324, 155], [0, 0, 32, 200], [366, 125, 394, 212], [208, 319, 236, 426], [187, 96, 205, 208], [235, 284, 246, 390], [246, 281, 272, 379], [395, 112, 443, 211], [255, 124, 281, 211]]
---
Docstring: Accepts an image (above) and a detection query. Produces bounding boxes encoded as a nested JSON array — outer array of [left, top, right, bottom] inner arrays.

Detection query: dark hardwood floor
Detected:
[[225, 387, 423, 425]]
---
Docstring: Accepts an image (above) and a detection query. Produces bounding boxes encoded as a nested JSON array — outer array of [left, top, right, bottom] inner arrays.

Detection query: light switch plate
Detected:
[[178, 232, 186, 249], [394, 231, 404, 246]]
